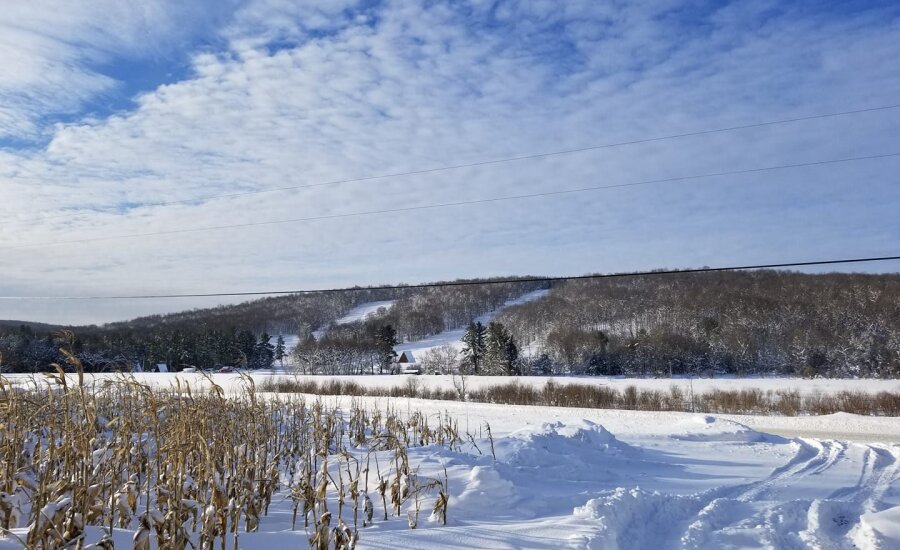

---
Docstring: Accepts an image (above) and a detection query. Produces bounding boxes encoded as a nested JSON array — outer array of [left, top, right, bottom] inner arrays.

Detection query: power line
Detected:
[[17, 102, 900, 224], [1, 255, 897, 300], [3, 151, 898, 252]]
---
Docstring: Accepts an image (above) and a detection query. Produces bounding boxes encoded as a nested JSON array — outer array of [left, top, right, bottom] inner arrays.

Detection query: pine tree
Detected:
[[531, 353, 553, 376], [461, 321, 486, 374], [253, 332, 275, 369], [485, 322, 519, 375], [236, 330, 257, 368], [504, 338, 520, 375], [373, 325, 399, 374], [275, 335, 286, 367]]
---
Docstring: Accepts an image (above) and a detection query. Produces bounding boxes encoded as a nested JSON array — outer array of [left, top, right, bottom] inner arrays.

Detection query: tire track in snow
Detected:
[[799, 443, 899, 549], [861, 444, 899, 511], [730, 438, 845, 502], [677, 439, 899, 549], [675, 439, 839, 549]]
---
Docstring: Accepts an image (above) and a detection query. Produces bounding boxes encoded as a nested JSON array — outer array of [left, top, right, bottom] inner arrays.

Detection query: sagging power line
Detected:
[[15, 102, 900, 224], [1, 254, 897, 300], [3, 151, 898, 252]]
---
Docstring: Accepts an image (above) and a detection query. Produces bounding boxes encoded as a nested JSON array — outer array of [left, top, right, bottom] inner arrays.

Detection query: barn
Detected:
[[396, 351, 422, 374]]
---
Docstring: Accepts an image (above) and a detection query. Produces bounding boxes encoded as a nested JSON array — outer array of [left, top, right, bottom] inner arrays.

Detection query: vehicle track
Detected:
[[674, 439, 900, 549]]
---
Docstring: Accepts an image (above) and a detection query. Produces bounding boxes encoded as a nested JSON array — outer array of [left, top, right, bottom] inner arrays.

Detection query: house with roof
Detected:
[[396, 350, 422, 374]]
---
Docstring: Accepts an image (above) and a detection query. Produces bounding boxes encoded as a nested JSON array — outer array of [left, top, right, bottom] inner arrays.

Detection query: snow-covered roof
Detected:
[[397, 350, 416, 363]]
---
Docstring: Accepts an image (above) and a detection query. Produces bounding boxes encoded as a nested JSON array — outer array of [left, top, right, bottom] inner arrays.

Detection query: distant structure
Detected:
[[396, 351, 422, 374]]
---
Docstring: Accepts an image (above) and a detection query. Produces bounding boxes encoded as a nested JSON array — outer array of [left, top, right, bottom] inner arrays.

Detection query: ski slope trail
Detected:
[[396, 288, 549, 357]]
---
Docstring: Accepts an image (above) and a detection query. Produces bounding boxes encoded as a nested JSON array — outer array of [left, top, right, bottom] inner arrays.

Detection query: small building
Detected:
[[396, 351, 421, 374]]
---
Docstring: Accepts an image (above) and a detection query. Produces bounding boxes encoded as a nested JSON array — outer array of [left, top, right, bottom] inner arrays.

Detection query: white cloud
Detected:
[[0, 0, 899, 324], [0, 0, 240, 139]]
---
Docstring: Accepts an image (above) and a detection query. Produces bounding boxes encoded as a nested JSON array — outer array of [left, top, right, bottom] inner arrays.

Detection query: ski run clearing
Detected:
[[295, 288, 548, 363], [2, 373, 899, 549], [334, 300, 397, 326], [395, 288, 550, 359]]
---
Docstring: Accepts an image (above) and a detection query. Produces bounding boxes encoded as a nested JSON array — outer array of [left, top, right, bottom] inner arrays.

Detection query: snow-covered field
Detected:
[[2, 372, 898, 549]]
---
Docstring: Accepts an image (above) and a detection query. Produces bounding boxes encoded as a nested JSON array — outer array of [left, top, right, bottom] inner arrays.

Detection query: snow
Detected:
[[335, 300, 396, 325], [2, 372, 899, 549], [396, 288, 550, 358], [307, 300, 396, 341], [858, 506, 900, 545]]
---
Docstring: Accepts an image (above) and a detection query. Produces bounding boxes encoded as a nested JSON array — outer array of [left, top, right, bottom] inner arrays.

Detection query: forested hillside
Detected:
[[1, 271, 898, 377], [498, 271, 900, 378], [0, 277, 545, 372]]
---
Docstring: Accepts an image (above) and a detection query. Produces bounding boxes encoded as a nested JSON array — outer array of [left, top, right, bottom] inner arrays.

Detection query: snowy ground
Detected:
[[2, 373, 898, 549]]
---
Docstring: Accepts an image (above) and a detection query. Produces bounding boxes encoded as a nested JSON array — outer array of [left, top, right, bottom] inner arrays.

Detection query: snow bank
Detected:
[[575, 488, 710, 549], [855, 505, 900, 548], [669, 415, 782, 443], [499, 420, 632, 465], [454, 465, 518, 517]]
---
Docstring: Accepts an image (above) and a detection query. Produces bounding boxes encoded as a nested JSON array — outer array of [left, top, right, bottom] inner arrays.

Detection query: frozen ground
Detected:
[[2, 373, 898, 549]]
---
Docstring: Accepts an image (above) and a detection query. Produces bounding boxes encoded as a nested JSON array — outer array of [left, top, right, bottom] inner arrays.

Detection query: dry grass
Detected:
[[259, 377, 900, 417]]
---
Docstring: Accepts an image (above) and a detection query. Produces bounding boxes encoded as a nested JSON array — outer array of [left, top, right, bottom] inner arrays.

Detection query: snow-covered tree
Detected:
[[461, 321, 486, 374], [275, 335, 286, 367]]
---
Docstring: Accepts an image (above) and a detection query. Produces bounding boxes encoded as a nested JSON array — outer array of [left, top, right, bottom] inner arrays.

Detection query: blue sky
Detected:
[[0, 0, 899, 324]]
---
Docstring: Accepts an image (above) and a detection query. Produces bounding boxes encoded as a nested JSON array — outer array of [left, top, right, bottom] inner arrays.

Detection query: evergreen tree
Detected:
[[485, 322, 520, 375], [461, 321, 486, 374], [373, 325, 399, 374], [275, 335, 286, 367], [236, 329, 257, 368], [253, 332, 275, 369], [530, 353, 553, 376], [504, 338, 520, 375]]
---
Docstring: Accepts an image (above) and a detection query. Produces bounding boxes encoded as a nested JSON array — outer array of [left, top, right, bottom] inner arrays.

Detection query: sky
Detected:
[[0, 0, 899, 325]]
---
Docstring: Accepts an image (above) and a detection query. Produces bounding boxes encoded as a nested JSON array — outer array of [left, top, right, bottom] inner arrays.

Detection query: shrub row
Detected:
[[259, 377, 900, 416]]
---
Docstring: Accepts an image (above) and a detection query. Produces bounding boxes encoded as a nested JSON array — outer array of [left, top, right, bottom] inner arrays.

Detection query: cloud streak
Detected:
[[0, 0, 899, 324]]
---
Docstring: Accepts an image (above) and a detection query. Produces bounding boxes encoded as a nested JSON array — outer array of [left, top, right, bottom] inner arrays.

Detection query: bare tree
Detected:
[[421, 345, 458, 375]]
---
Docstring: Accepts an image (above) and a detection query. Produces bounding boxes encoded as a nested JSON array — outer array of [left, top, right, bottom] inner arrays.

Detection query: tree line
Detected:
[[495, 271, 900, 378], [1, 270, 898, 377]]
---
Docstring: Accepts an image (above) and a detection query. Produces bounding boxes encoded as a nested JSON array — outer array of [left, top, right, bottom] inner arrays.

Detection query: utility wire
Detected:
[[3, 151, 898, 251], [17, 102, 900, 223], [1, 255, 897, 300]]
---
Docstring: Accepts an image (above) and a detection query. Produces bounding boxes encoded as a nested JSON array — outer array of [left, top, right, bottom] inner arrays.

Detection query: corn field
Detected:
[[0, 358, 461, 549]]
